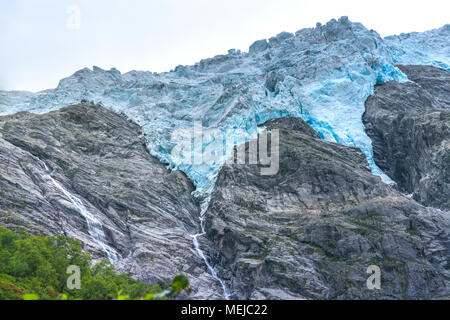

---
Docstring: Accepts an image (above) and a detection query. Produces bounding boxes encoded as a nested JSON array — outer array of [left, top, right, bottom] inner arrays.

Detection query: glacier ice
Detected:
[[1, 17, 449, 198], [385, 24, 450, 71]]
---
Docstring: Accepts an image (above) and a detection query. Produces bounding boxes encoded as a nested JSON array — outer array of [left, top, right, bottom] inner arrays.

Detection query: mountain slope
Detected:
[[204, 117, 450, 299], [364, 65, 450, 209], [0, 18, 449, 300], [1, 17, 416, 195], [0, 102, 222, 299]]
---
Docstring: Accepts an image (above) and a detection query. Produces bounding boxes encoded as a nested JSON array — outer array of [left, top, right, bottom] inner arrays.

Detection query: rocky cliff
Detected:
[[0, 18, 449, 300], [0, 101, 449, 300], [0, 103, 223, 299], [363, 65, 449, 209], [204, 117, 449, 299]]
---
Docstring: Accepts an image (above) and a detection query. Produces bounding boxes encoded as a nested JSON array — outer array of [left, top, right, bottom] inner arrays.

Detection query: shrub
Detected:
[[0, 227, 189, 300]]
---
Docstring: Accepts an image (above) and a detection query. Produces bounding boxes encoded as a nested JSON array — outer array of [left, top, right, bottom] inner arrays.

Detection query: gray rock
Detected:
[[0, 102, 222, 299], [363, 65, 450, 209], [0, 101, 448, 300], [397, 65, 450, 107], [204, 117, 450, 299]]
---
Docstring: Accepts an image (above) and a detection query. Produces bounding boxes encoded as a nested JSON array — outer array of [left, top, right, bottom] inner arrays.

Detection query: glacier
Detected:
[[1, 17, 449, 198], [384, 24, 450, 71]]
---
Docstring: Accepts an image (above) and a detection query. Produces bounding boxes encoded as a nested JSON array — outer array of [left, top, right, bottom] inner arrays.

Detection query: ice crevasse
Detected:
[[1, 17, 449, 198]]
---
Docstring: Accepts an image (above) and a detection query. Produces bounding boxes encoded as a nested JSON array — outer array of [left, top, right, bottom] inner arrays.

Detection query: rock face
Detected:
[[0, 102, 222, 299], [0, 24, 449, 300], [363, 65, 449, 209], [0, 103, 448, 300], [204, 117, 449, 299], [0, 17, 414, 195], [2, 20, 449, 201]]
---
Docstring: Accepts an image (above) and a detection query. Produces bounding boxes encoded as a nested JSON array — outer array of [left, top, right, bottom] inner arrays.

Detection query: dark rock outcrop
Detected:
[[1, 102, 448, 300], [0, 102, 222, 299], [204, 117, 449, 299], [363, 65, 449, 209]]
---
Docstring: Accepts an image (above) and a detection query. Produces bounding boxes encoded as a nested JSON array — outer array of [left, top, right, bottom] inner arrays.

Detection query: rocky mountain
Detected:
[[203, 117, 449, 299], [2, 16, 439, 195], [1, 102, 448, 299], [364, 65, 449, 210], [0, 103, 223, 299], [0, 18, 449, 300]]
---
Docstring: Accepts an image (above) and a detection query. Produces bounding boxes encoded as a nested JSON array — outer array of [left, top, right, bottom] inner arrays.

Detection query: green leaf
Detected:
[[143, 293, 154, 300], [171, 275, 189, 294], [23, 293, 39, 300]]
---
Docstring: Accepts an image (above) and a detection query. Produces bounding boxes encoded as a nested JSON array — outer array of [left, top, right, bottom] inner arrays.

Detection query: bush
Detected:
[[0, 227, 189, 300]]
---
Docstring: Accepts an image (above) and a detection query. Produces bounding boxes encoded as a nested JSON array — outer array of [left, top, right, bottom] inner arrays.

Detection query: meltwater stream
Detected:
[[42, 163, 120, 264], [191, 199, 231, 300]]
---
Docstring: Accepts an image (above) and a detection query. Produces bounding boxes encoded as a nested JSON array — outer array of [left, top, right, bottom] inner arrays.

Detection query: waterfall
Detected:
[[42, 163, 120, 264], [191, 198, 230, 300]]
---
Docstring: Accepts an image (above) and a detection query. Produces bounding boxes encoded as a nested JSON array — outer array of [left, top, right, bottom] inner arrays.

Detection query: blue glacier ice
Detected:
[[385, 24, 450, 71], [1, 17, 449, 198]]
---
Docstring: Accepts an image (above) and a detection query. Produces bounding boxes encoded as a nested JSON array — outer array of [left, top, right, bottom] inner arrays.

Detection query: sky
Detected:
[[0, 0, 449, 92]]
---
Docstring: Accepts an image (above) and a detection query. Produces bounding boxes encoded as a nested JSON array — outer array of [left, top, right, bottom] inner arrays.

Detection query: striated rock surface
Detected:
[[204, 117, 450, 299], [1, 17, 414, 195], [363, 65, 449, 209], [0, 19, 449, 301], [2, 19, 449, 199], [0, 102, 222, 299]]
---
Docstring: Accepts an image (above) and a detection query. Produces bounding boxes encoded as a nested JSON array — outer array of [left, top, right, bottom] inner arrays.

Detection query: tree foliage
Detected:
[[0, 227, 189, 300]]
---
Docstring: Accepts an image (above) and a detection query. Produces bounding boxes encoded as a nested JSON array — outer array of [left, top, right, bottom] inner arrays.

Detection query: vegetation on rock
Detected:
[[0, 227, 189, 300]]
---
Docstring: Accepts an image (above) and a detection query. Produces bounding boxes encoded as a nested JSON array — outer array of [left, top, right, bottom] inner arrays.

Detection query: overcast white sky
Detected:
[[0, 0, 449, 92]]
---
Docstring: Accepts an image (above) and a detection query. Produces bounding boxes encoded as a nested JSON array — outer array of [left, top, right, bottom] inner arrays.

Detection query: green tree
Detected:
[[0, 226, 189, 300]]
